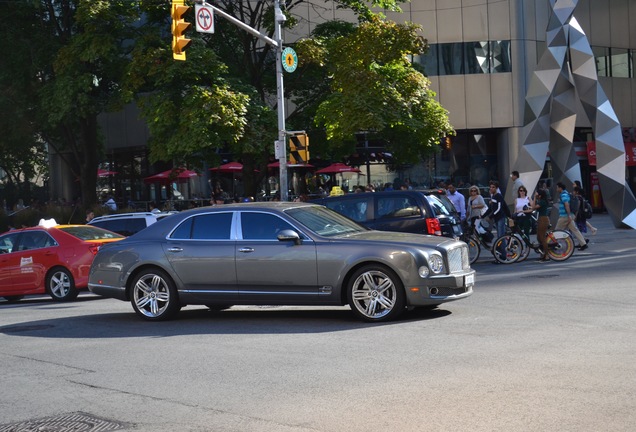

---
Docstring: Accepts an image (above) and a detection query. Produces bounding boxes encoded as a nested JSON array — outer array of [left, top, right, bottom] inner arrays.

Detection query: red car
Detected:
[[0, 224, 124, 302]]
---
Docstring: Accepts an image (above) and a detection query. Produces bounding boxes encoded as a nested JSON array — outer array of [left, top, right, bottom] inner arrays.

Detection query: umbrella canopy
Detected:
[[267, 161, 314, 169], [143, 168, 200, 184], [97, 169, 118, 177], [315, 163, 361, 174], [209, 162, 243, 173]]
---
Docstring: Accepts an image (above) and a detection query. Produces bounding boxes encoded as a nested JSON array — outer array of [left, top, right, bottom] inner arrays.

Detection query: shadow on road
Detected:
[[0, 303, 452, 339]]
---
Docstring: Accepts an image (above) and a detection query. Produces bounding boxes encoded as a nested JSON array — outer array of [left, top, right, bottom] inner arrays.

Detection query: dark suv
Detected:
[[312, 189, 463, 238]]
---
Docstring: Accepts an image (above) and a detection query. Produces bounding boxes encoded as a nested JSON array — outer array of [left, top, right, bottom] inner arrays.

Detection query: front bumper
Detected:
[[405, 270, 475, 306]]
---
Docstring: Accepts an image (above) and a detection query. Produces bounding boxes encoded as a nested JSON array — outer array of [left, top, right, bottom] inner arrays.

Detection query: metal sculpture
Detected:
[[512, 0, 636, 228]]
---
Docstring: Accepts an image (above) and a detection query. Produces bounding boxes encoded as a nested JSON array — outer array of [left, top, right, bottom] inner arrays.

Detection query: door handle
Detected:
[[167, 247, 183, 253], [238, 247, 254, 253]]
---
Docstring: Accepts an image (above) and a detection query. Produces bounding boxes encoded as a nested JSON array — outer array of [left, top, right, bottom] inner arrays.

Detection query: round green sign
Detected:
[[282, 47, 298, 73]]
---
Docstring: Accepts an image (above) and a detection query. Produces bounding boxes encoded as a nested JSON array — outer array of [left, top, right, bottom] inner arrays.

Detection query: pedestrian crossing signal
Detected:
[[289, 134, 309, 164]]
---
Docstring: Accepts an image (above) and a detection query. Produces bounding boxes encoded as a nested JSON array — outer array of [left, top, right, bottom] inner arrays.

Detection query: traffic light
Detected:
[[289, 134, 310, 164], [171, 0, 192, 61]]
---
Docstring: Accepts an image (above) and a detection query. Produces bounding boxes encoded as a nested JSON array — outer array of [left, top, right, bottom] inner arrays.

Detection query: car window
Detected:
[[0, 232, 20, 254], [323, 196, 370, 222], [376, 195, 421, 219], [240, 212, 295, 240], [286, 206, 365, 237], [170, 213, 233, 240], [426, 195, 453, 216], [16, 231, 56, 251], [58, 226, 125, 240]]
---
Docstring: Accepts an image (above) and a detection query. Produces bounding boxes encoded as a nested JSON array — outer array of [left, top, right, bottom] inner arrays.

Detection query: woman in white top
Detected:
[[513, 186, 534, 236]]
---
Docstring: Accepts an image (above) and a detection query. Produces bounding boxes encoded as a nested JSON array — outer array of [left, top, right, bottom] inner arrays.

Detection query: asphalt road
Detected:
[[1, 213, 635, 432]]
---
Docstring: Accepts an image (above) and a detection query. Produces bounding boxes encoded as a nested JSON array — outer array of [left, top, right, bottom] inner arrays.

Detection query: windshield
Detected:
[[58, 226, 125, 240], [286, 206, 367, 237], [426, 195, 454, 216]]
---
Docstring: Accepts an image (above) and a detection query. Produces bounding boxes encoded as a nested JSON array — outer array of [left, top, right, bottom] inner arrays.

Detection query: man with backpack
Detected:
[[555, 182, 588, 250]]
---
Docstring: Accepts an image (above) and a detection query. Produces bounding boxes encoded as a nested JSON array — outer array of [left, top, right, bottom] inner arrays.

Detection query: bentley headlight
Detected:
[[428, 254, 444, 274]]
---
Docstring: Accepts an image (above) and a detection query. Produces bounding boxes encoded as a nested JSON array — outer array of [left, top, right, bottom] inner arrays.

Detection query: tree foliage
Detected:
[[308, 16, 454, 164]]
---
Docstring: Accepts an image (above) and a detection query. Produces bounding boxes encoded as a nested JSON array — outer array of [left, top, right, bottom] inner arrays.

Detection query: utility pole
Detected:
[[195, 0, 289, 200]]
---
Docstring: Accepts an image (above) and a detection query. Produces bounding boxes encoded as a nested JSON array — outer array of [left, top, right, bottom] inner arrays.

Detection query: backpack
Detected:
[[584, 200, 593, 219], [569, 192, 580, 216]]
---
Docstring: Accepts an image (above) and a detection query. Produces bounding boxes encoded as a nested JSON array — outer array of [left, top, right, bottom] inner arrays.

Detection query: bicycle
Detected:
[[493, 216, 575, 263], [461, 219, 513, 264]]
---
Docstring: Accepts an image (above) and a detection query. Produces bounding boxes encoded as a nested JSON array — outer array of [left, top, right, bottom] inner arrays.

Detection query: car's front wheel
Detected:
[[130, 268, 181, 321], [46, 267, 79, 301], [347, 265, 405, 322]]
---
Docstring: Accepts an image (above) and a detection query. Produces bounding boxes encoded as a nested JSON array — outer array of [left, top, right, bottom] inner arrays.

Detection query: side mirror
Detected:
[[277, 229, 301, 245]]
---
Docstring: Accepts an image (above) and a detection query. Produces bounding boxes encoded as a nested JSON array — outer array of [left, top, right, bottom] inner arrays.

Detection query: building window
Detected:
[[490, 40, 511, 73], [415, 40, 512, 76], [610, 48, 631, 78]]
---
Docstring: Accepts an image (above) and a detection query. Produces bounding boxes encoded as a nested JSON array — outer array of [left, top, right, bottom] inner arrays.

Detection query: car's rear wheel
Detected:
[[130, 268, 181, 321], [347, 265, 405, 322], [46, 267, 79, 301], [3, 296, 25, 302]]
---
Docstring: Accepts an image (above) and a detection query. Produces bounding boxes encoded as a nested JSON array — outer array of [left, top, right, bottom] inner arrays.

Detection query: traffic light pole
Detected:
[[274, 0, 289, 201], [196, 0, 289, 200]]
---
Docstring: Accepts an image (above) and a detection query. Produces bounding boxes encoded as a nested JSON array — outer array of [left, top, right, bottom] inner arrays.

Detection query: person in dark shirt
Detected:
[[483, 181, 511, 262]]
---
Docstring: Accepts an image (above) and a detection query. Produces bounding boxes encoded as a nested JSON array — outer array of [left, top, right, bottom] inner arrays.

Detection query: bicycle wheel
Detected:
[[491, 234, 523, 264], [545, 229, 575, 261], [514, 233, 532, 263], [467, 235, 480, 264]]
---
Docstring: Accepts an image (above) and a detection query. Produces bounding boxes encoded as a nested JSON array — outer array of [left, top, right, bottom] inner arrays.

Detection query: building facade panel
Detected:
[[486, 0, 511, 42], [462, 4, 489, 42], [438, 75, 467, 129], [588, 0, 611, 47], [490, 73, 515, 128], [609, 0, 630, 48], [436, 7, 463, 43], [464, 74, 492, 128], [611, 78, 633, 127]]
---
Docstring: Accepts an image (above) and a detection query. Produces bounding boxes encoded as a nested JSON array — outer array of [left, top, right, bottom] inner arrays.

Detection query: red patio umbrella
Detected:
[[143, 168, 200, 184], [97, 169, 118, 177], [209, 162, 243, 173], [315, 163, 361, 174]]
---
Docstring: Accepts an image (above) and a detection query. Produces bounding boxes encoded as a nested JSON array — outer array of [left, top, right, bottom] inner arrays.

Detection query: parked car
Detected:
[[88, 212, 177, 236], [311, 189, 463, 238], [88, 202, 474, 322], [0, 224, 124, 302]]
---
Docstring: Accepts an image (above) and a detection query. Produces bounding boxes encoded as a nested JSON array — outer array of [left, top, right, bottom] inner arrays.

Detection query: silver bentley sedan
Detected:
[[88, 202, 474, 322]]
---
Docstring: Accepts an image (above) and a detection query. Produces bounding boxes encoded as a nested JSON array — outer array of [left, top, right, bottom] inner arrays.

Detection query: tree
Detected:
[[308, 16, 454, 165], [0, 0, 143, 207]]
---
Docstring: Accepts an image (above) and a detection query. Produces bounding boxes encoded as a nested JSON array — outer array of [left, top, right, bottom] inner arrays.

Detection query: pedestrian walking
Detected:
[[555, 182, 588, 250], [446, 183, 466, 222], [572, 181, 598, 235], [510, 171, 524, 200], [533, 189, 551, 262]]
